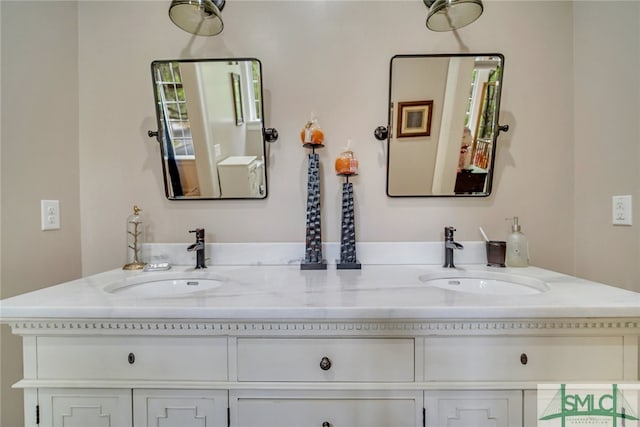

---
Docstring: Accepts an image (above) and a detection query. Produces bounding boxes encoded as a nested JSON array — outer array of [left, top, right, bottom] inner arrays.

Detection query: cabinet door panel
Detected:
[[38, 388, 132, 427], [134, 389, 227, 427], [523, 390, 537, 427], [424, 390, 522, 427], [231, 390, 421, 427]]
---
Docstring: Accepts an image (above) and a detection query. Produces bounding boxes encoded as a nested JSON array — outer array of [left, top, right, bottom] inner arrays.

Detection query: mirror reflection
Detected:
[[151, 58, 268, 199], [386, 53, 504, 197]]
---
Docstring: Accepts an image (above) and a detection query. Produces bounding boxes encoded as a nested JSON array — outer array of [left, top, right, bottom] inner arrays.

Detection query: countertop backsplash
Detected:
[[143, 242, 488, 267]]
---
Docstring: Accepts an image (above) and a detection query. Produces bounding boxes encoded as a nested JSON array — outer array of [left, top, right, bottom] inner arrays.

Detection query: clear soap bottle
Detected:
[[506, 216, 529, 267]]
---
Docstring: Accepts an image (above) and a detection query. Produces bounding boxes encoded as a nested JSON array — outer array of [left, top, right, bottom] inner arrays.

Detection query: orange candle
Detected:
[[301, 118, 324, 145], [335, 150, 358, 175]]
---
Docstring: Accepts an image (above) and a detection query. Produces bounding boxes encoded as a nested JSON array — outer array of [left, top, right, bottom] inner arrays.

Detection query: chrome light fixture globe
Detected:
[[169, 0, 225, 36], [424, 0, 483, 32]]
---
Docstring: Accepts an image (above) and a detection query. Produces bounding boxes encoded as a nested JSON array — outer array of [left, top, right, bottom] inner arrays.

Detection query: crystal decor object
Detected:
[[123, 205, 146, 270]]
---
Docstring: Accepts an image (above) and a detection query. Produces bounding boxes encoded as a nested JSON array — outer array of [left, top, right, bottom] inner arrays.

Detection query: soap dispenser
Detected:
[[506, 216, 529, 267]]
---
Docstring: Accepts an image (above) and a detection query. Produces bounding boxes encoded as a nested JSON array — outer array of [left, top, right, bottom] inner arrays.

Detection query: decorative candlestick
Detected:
[[337, 174, 360, 269], [301, 144, 327, 270], [335, 147, 360, 269]]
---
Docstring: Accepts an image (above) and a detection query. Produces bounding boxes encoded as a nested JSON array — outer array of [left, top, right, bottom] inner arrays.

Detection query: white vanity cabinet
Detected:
[[11, 318, 638, 427], [4, 262, 640, 427]]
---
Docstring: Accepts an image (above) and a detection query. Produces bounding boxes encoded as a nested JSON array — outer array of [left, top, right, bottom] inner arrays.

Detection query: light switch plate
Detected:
[[612, 195, 632, 226], [41, 200, 60, 231]]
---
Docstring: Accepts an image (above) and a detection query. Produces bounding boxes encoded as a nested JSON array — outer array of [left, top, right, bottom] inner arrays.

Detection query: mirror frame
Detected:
[[385, 53, 505, 198], [150, 57, 271, 200]]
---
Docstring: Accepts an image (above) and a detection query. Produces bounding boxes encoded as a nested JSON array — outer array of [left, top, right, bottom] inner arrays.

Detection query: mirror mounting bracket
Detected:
[[374, 126, 389, 141], [498, 124, 509, 134], [263, 128, 279, 143], [149, 128, 277, 143]]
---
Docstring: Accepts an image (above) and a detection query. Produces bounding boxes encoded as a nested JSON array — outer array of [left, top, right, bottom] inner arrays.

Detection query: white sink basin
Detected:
[[104, 277, 224, 297], [419, 270, 550, 295]]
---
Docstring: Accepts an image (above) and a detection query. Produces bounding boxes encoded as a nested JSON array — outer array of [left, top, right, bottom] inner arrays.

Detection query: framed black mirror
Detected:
[[150, 58, 275, 200], [383, 53, 505, 197]]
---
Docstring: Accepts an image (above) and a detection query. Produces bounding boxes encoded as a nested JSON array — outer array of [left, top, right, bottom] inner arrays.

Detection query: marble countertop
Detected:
[[2, 263, 639, 320]]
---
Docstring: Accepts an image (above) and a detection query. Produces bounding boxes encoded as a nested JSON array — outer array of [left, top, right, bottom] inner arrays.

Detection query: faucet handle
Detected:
[[189, 228, 205, 240], [444, 226, 456, 239]]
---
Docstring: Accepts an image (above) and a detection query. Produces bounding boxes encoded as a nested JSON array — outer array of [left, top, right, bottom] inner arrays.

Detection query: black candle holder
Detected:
[[301, 144, 327, 270], [337, 173, 361, 270]]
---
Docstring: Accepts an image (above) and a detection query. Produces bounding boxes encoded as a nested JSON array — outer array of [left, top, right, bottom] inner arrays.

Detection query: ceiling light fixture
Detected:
[[424, 0, 483, 32], [169, 0, 225, 36]]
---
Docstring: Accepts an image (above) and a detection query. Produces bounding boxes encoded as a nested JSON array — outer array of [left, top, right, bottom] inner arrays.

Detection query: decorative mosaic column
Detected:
[[301, 147, 327, 270], [337, 175, 361, 269]]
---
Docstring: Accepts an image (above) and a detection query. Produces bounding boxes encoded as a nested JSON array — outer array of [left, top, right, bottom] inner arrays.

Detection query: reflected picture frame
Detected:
[[397, 100, 433, 138], [231, 72, 244, 126]]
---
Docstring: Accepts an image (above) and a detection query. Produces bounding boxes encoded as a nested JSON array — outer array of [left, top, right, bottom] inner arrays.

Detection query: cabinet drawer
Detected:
[[237, 338, 414, 382], [232, 390, 421, 427], [37, 336, 227, 381], [424, 336, 624, 381]]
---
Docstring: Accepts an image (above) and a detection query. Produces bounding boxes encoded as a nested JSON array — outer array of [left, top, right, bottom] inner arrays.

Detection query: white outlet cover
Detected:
[[612, 195, 632, 226], [41, 200, 60, 231]]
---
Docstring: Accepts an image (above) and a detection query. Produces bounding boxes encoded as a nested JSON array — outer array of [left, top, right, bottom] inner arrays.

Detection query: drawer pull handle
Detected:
[[520, 353, 528, 365], [128, 352, 135, 364], [319, 356, 332, 371], [322, 422, 331, 427]]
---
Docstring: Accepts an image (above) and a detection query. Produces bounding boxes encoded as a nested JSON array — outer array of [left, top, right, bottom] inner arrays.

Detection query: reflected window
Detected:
[[243, 60, 262, 122], [464, 69, 478, 127], [462, 61, 501, 170], [154, 63, 195, 157]]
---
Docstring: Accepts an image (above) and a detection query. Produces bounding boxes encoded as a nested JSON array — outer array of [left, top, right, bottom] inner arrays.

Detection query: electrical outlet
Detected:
[[41, 200, 60, 231], [612, 195, 632, 226]]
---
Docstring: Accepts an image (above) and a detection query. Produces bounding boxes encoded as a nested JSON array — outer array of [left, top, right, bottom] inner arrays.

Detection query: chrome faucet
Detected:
[[443, 226, 464, 268], [187, 228, 206, 269]]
